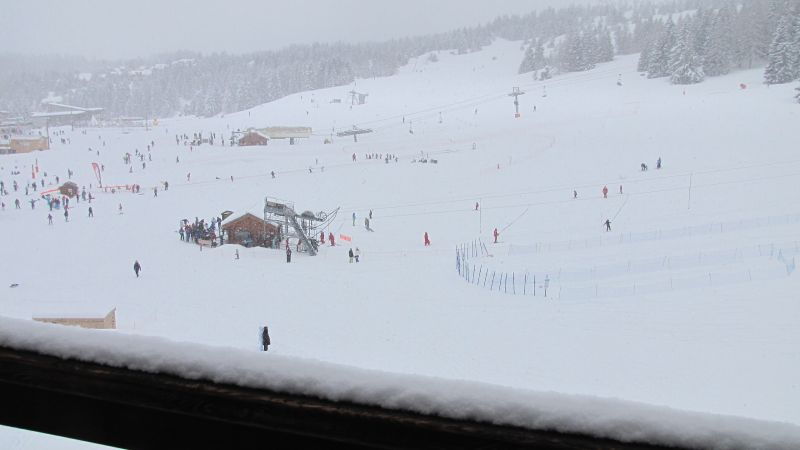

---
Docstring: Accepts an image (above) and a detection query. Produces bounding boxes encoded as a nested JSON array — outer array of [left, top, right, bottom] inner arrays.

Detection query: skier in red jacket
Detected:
[[493, 228, 499, 243]]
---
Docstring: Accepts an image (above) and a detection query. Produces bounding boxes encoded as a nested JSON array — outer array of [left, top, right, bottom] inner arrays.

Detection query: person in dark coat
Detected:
[[605, 219, 612, 232], [424, 232, 430, 246], [133, 260, 142, 277], [261, 326, 271, 351], [286, 247, 292, 263], [348, 248, 354, 263]]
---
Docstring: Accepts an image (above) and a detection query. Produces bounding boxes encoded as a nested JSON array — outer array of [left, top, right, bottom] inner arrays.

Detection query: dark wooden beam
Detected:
[[0, 346, 683, 449]]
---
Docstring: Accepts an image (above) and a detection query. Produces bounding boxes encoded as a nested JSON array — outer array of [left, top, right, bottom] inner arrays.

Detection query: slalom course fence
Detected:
[[456, 238, 797, 300]]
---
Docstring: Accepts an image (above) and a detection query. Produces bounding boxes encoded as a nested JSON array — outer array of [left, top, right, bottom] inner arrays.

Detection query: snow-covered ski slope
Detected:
[[1, 38, 799, 443]]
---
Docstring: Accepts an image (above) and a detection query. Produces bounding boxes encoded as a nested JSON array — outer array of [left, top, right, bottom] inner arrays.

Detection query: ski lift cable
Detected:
[[331, 66, 636, 134]]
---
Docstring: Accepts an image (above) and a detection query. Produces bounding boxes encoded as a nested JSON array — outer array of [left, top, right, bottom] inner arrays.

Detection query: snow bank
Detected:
[[1, 317, 798, 450]]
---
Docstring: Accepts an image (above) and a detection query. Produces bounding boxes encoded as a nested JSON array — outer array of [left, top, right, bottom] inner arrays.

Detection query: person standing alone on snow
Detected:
[[261, 326, 271, 351], [348, 248, 354, 263], [602, 186, 608, 198], [493, 228, 499, 244], [133, 260, 142, 277], [424, 232, 431, 246], [605, 219, 612, 232], [355, 247, 361, 263]]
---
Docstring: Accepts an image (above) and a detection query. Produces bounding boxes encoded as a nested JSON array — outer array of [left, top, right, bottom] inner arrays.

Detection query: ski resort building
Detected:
[[222, 212, 280, 248], [236, 130, 269, 146], [7, 136, 50, 153], [257, 126, 312, 145], [30, 103, 104, 127]]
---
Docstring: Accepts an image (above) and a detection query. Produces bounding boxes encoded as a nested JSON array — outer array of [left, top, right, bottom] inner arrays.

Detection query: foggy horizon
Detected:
[[1, 0, 599, 60]]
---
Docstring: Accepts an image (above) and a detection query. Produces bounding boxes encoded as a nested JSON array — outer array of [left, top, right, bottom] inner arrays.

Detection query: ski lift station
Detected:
[[264, 197, 333, 256]]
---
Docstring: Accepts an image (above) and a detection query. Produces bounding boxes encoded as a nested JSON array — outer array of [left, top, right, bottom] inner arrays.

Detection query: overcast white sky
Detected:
[[1, 0, 597, 59]]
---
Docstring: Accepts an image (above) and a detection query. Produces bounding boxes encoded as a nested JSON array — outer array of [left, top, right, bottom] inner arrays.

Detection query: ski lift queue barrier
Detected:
[[456, 239, 796, 300]]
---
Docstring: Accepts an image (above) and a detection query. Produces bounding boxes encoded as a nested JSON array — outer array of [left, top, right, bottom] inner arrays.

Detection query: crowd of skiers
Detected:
[[179, 217, 223, 245]]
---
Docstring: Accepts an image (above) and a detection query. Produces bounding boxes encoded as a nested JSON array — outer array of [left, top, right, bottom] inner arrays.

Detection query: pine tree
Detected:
[[596, 28, 615, 63], [793, 12, 800, 78], [647, 20, 676, 79], [704, 6, 735, 77], [796, 83, 800, 103], [520, 39, 547, 74], [670, 22, 705, 85], [519, 45, 536, 73], [764, 16, 799, 84]]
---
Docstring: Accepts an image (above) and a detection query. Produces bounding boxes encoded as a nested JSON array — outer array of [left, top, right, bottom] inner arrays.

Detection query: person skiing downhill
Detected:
[[133, 260, 142, 277]]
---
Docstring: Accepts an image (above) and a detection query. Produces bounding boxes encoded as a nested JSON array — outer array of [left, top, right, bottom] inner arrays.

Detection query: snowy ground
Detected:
[[1, 40, 799, 447]]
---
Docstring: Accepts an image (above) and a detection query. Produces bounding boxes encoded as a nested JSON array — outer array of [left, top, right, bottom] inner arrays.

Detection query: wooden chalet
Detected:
[[238, 130, 269, 147], [222, 213, 280, 248]]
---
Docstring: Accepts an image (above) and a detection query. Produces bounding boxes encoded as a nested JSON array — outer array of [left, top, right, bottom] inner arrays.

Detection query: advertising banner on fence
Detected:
[[340, 234, 352, 242]]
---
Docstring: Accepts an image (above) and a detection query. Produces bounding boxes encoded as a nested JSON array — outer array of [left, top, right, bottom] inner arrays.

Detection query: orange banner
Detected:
[[339, 234, 352, 242]]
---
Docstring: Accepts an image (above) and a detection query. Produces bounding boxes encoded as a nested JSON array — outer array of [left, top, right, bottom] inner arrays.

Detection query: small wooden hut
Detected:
[[222, 213, 280, 248]]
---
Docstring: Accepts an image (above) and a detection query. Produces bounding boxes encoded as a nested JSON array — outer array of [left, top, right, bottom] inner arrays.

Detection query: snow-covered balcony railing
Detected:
[[1, 317, 798, 450]]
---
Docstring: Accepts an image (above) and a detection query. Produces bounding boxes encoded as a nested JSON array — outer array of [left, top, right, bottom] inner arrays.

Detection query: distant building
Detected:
[[237, 130, 269, 147], [31, 102, 104, 127], [257, 126, 312, 145], [33, 308, 117, 330], [7, 136, 49, 154], [222, 212, 280, 248]]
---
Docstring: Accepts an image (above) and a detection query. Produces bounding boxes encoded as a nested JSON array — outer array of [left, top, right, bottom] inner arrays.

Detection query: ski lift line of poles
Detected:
[[340, 156, 800, 214], [140, 154, 800, 232], [159, 147, 800, 216], [344, 170, 800, 222], [328, 66, 637, 135]]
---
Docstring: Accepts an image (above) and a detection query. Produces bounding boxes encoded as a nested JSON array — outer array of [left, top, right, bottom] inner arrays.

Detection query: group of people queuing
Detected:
[[179, 217, 223, 245]]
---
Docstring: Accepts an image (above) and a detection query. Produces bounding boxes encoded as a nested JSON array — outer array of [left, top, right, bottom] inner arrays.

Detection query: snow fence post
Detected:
[[504, 273, 508, 294], [523, 272, 527, 295], [472, 265, 476, 283], [490, 272, 496, 290], [477, 266, 483, 285], [512, 273, 516, 295], [483, 269, 488, 287]]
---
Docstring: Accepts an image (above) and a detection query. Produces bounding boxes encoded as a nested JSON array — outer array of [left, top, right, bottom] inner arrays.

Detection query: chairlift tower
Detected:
[[508, 87, 525, 118], [349, 90, 369, 105], [336, 126, 373, 143], [264, 197, 325, 256]]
